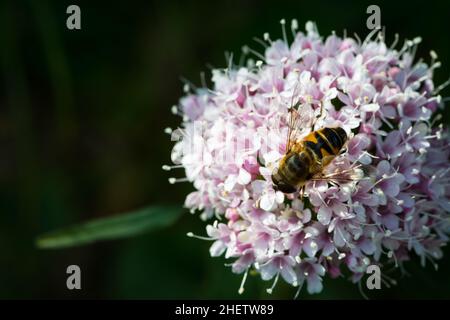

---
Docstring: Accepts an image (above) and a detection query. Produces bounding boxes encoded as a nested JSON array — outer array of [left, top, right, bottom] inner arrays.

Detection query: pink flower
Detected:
[[347, 133, 372, 163], [170, 20, 450, 296], [309, 184, 352, 225], [286, 225, 320, 258], [296, 259, 326, 294], [205, 223, 236, 257], [374, 160, 405, 202], [259, 254, 298, 288]]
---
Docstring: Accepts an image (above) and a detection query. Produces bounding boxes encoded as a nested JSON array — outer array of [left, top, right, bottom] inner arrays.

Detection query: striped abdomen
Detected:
[[303, 127, 347, 161]]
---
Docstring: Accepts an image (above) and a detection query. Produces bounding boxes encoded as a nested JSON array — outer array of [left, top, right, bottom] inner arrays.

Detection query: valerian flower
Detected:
[[167, 20, 450, 296]]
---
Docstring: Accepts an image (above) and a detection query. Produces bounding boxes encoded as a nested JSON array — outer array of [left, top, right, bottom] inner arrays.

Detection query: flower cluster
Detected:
[[168, 20, 450, 295]]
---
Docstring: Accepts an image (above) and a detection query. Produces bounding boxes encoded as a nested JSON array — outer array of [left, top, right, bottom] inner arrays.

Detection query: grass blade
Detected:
[[36, 205, 183, 249]]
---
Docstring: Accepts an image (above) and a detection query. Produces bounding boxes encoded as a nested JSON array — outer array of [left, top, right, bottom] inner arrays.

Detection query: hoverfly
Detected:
[[271, 88, 357, 194]]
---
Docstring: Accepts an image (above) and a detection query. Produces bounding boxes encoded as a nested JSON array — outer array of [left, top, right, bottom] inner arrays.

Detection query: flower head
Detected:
[[169, 20, 450, 296]]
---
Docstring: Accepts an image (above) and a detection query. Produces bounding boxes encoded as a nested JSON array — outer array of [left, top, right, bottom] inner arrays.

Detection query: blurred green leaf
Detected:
[[36, 205, 183, 249]]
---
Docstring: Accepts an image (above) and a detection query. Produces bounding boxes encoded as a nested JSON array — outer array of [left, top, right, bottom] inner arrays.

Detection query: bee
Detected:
[[270, 81, 357, 196], [272, 125, 348, 193]]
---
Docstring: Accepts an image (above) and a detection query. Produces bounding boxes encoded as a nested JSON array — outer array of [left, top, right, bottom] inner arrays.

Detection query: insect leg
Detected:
[[311, 102, 324, 130]]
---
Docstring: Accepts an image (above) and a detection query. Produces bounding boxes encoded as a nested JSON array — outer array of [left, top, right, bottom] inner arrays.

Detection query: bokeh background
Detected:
[[1, 0, 449, 299]]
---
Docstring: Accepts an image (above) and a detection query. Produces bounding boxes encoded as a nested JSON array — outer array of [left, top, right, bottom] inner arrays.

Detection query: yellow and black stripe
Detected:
[[303, 127, 347, 159]]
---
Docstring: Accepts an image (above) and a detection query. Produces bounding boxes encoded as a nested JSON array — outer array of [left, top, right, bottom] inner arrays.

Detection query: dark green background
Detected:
[[0, 0, 449, 299]]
